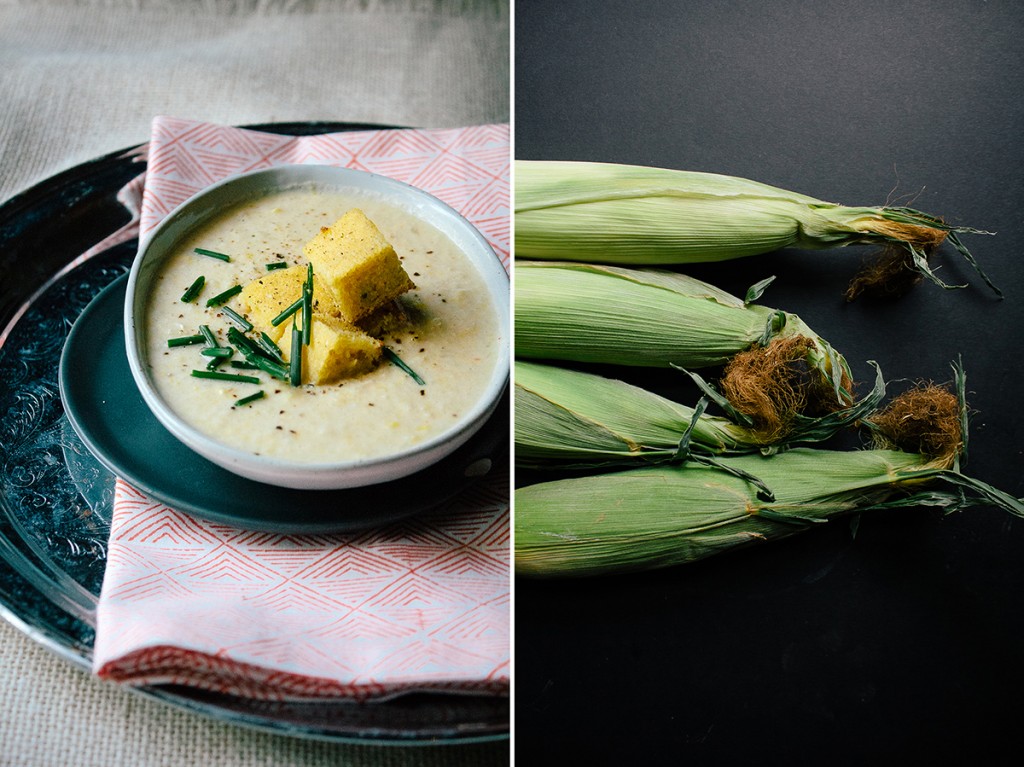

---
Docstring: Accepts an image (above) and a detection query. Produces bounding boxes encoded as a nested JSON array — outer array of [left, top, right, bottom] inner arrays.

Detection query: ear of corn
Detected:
[[514, 260, 853, 423], [514, 447, 1024, 578], [515, 260, 822, 367], [514, 260, 862, 441], [515, 359, 747, 463], [515, 160, 998, 296], [514, 359, 885, 468]]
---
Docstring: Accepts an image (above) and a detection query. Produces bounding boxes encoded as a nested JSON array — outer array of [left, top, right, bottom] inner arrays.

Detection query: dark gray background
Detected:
[[514, 0, 1024, 763]]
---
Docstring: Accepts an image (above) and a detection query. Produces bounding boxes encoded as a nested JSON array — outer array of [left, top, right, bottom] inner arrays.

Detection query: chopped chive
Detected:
[[302, 263, 313, 346], [266, 261, 288, 271], [191, 370, 260, 384], [234, 390, 265, 407], [206, 356, 228, 371], [260, 331, 283, 356], [180, 275, 205, 303], [226, 326, 261, 357], [228, 327, 274, 363], [206, 284, 243, 307], [270, 296, 304, 327], [200, 347, 234, 358], [221, 305, 253, 331], [290, 319, 303, 386], [224, 328, 289, 381], [194, 247, 231, 262], [252, 355, 289, 381], [199, 324, 218, 347], [383, 347, 426, 386], [167, 334, 205, 348], [230, 361, 259, 370], [256, 332, 285, 364]]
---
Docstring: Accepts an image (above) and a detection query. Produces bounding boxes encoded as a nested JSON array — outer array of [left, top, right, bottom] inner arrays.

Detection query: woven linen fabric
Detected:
[[0, 0, 510, 206], [0, 614, 510, 766], [89, 117, 510, 700]]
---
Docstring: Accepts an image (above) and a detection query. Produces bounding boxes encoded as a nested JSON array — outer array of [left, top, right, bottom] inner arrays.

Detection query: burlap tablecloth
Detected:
[[0, 1, 510, 764]]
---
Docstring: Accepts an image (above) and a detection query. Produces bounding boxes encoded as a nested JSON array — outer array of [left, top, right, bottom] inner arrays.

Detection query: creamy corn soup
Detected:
[[143, 186, 502, 464]]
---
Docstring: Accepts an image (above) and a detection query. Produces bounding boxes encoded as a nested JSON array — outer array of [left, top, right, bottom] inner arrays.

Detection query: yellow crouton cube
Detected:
[[301, 208, 415, 321], [238, 265, 341, 342], [282, 316, 382, 385]]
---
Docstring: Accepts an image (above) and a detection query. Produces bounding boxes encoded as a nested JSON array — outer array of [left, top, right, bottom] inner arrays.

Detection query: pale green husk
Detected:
[[515, 359, 750, 464], [515, 260, 846, 374], [515, 448, 1024, 578], [515, 160, 997, 294], [514, 359, 885, 470]]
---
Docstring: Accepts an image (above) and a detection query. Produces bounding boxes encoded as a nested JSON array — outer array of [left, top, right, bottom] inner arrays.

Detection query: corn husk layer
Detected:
[[515, 160, 997, 297], [515, 260, 839, 370], [515, 447, 1024, 578], [515, 359, 884, 468]]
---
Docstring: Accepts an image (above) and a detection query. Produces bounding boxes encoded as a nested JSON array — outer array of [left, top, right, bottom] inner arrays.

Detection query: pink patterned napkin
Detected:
[[92, 117, 510, 701]]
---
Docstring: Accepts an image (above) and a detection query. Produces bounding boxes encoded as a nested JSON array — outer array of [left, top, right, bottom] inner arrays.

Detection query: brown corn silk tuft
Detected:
[[846, 220, 949, 301], [868, 383, 963, 467], [846, 243, 944, 300], [719, 336, 853, 443]]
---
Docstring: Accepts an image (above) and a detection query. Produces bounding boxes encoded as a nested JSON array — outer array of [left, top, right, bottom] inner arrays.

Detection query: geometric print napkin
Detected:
[[92, 118, 510, 700]]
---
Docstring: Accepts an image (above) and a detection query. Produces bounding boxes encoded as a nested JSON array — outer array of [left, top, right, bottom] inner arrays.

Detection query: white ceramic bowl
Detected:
[[124, 165, 509, 490]]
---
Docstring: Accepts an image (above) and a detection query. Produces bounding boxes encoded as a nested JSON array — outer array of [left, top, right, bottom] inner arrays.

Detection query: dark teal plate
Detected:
[[59, 273, 508, 534]]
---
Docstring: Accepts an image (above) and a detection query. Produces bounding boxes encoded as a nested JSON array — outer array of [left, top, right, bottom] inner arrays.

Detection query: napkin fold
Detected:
[[91, 117, 510, 701]]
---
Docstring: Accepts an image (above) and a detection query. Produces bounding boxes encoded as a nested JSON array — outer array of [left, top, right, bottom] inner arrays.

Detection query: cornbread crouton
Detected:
[[301, 209, 415, 321], [282, 316, 382, 385], [238, 265, 341, 342]]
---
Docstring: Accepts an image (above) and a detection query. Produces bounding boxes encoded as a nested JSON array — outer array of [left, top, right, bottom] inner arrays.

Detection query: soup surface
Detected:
[[143, 185, 502, 464]]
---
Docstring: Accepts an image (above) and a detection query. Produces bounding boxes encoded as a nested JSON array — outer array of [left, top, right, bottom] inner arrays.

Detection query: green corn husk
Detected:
[[516, 260, 837, 369], [516, 362, 1022, 577], [515, 447, 1024, 578], [515, 359, 750, 464], [515, 160, 998, 297], [516, 260, 860, 434], [515, 260, 864, 441], [514, 359, 885, 470]]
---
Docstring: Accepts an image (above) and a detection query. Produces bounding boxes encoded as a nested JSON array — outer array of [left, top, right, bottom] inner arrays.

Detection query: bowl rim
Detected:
[[123, 163, 509, 484]]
